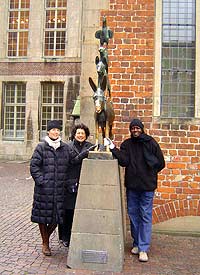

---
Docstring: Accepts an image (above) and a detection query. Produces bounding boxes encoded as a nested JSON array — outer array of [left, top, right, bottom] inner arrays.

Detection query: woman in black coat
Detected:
[[58, 123, 96, 247], [30, 120, 71, 256]]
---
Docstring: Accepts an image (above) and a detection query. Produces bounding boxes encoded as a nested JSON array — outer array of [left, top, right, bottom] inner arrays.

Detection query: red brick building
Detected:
[[97, 0, 200, 223]]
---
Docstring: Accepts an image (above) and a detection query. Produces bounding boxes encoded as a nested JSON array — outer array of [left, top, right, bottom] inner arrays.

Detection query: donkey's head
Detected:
[[89, 76, 107, 114]]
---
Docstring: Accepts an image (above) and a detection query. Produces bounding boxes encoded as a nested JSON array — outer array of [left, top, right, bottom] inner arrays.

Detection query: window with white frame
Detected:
[[44, 0, 67, 57], [7, 0, 30, 57], [3, 82, 26, 139], [40, 82, 64, 138], [154, 0, 199, 119]]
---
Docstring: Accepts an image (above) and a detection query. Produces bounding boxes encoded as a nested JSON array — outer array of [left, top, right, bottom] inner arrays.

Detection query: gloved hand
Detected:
[[78, 145, 97, 160], [88, 144, 98, 151], [78, 150, 89, 159], [104, 138, 115, 149]]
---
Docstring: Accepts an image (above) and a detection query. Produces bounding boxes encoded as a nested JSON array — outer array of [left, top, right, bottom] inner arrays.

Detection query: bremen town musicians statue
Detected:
[[89, 16, 115, 149]]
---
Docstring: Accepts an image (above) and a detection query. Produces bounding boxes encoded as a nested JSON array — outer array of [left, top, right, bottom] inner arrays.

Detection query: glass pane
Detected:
[[21, 0, 30, 8], [10, 0, 19, 9], [57, 0, 67, 7], [53, 107, 63, 120], [41, 83, 64, 137], [20, 11, 29, 29], [46, 0, 56, 8], [8, 32, 17, 56], [10, 0, 30, 9], [42, 106, 52, 130], [5, 84, 15, 103], [8, 1, 29, 57], [16, 106, 25, 130], [18, 32, 28, 56], [44, 31, 54, 56], [54, 84, 64, 103], [17, 84, 26, 103], [161, 0, 195, 118], [46, 10, 56, 29], [55, 31, 65, 56], [9, 11, 18, 29], [44, 0, 67, 57], [42, 84, 53, 103], [5, 107, 14, 128], [57, 10, 66, 28], [4, 82, 26, 139]]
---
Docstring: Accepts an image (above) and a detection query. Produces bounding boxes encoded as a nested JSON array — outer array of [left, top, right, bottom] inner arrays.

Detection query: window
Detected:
[[7, 0, 30, 57], [40, 82, 64, 138], [44, 0, 67, 56], [154, 0, 199, 119], [3, 83, 26, 139]]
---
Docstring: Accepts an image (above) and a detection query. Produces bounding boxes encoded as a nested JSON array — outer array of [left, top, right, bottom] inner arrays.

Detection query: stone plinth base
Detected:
[[67, 159, 124, 272], [88, 150, 113, 160]]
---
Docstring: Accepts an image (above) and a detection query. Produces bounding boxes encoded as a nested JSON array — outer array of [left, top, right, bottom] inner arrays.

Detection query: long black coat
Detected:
[[111, 133, 165, 191], [30, 141, 71, 224], [64, 139, 93, 209]]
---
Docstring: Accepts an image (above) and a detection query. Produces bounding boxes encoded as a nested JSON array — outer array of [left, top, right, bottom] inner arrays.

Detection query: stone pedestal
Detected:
[[67, 158, 124, 272]]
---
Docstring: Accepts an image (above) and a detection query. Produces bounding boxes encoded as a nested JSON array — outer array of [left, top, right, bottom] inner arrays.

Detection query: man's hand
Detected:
[[104, 138, 115, 149]]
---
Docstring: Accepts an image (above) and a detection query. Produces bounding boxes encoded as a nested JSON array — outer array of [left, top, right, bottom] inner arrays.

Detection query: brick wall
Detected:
[[100, 0, 200, 223], [0, 62, 81, 75]]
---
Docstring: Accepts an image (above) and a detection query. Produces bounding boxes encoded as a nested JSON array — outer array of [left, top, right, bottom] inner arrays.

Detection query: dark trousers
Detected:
[[58, 209, 74, 243]]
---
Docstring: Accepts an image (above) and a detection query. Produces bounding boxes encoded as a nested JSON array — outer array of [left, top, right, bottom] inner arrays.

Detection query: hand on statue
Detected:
[[88, 144, 98, 151], [104, 138, 115, 149]]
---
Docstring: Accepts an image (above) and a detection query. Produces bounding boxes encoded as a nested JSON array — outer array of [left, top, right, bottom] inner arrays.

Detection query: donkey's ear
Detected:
[[100, 75, 107, 91], [89, 77, 97, 92], [95, 56, 99, 65]]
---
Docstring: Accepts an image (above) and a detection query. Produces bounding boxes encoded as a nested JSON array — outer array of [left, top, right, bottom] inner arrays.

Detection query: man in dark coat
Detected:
[[30, 120, 71, 256], [104, 118, 165, 262], [58, 123, 96, 247]]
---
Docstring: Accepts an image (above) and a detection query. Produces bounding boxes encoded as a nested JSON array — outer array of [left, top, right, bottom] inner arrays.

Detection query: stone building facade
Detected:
[[0, 0, 199, 225], [0, 0, 82, 158]]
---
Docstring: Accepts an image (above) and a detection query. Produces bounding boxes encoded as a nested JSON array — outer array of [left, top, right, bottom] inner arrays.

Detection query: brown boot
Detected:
[[39, 223, 51, 256]]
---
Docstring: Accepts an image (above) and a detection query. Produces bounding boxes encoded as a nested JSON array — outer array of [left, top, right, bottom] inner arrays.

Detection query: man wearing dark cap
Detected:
[[104, 118, 165, 262], [30, 120, 71, 256]]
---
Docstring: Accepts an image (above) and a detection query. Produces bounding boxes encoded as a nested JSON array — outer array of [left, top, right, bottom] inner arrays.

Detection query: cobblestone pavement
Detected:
[[0, 160, 199, 275]]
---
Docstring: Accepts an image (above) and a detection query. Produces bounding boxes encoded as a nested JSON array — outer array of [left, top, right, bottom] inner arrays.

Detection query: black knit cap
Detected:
[[47, 120, 62, 131], [129, 118, 144, 131]]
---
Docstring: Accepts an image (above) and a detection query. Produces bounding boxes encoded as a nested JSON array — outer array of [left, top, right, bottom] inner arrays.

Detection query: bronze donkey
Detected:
[[89, 76, 115, 149]]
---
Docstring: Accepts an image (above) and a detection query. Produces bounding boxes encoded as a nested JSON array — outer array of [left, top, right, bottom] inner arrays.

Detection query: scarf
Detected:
[[131, 133, 152, 143], [45, 136, 61, 150]]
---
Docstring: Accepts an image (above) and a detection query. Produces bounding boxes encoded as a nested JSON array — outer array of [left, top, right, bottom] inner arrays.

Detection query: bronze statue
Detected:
[[95, 55, 111, 97], [95, 16, 113, 46], [89, 76, 115, 149], [89, 16, 115, 150]]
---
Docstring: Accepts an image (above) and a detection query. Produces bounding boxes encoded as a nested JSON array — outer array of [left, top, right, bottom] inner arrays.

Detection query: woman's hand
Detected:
[[88, 144, 98, 151]]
